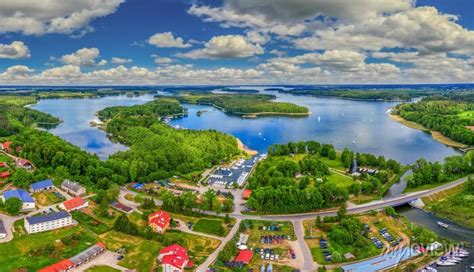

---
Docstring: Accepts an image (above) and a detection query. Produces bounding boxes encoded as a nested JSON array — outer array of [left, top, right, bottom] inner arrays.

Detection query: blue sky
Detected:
[[0, 0, 473, 85]]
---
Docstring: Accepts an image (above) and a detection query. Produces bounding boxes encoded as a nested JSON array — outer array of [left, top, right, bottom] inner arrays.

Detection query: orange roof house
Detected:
[[1, 141, 12, 153], [0, 171, 11, 179], [148, 210, 171, 234], [60, 197, 88, 212], [242, 189, 252, 199]]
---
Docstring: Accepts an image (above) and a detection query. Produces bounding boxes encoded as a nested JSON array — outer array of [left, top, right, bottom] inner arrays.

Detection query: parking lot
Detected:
[[207, 156, 258, 187]]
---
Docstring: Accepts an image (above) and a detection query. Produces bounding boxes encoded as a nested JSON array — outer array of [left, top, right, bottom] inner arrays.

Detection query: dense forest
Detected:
[[279, 89, 449, 101], [173, 93, 309, 115], [393, 99, 474, 145], [408, 153, 474, 188], [99, 98, 240, 181], [247, 141, 402, 213], [1, 96, 240, 193]]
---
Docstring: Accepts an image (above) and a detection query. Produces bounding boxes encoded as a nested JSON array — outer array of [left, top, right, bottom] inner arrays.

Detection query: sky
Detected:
[[0, 0, 473, 85]]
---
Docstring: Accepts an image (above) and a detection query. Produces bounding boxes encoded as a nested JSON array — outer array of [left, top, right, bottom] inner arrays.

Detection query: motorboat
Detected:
[[437, 221, 449, 228], [436, 260, 456, 266]]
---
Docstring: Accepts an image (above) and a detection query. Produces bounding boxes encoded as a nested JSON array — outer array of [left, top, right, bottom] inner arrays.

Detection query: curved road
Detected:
[[119, 176, 467, 271]]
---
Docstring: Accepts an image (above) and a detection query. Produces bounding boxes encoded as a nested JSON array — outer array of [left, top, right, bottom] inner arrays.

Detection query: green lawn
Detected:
[[326, 172, 354, 188], [193, 218, 226, 236], [430, 191, 474, 228], [72, 211, 111, 234], [457, 110, 474, 120], [86, 266, 120, 272], [100, 230, 220, 270], [33, 191, 63, 206], [0, 225, 97, 271]]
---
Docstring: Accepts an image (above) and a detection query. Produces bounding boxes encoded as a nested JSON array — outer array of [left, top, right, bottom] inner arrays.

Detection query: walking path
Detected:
[[196, 218, 241, 271]]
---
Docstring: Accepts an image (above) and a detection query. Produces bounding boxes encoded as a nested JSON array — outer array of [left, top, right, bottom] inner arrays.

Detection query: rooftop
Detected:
[[31, 179, 53, 191], [341, 247, 419, 272], [235, 249, 253, 264], [61, 179, 85, 192], [3, 189, 34, 203], [159, 244, 192, 269], [62, 197, 86, 211], [26, 211, 71, 225]]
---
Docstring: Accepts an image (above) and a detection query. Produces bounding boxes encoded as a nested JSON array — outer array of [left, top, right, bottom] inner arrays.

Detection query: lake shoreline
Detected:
[[389, 113, 468, 149], [236, 138, 258, 156]]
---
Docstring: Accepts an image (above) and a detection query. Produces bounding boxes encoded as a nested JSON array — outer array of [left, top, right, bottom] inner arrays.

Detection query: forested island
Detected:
[[392, 96, 474, 147], [279, 88, 453, 101], [172, 93, 309, 117]]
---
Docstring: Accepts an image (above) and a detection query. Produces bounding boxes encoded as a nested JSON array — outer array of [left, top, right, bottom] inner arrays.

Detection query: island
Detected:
[[172, 93, 310, 117]]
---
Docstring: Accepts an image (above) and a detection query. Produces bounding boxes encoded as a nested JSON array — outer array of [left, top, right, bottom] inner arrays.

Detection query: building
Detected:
[[61, 179, 86, 196], [2, 189, 35, 211], [158, 244, 193, 272], [0, 219, 6, 239], [110, 201, 133, 213], [16, 158, 33, 170], [148, 210, 170, 234], [1, 141, 12, 153], [24, 211, 73, 234], [30, 179, 54, 193], [242, 189, 252, 200], [59, 197, 89, 212], [39, 242, 106, 272], [0, 171, 10, 179]]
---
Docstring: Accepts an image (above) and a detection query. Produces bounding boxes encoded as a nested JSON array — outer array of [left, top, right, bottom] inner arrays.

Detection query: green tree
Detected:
[[5, 197, 22, 215]]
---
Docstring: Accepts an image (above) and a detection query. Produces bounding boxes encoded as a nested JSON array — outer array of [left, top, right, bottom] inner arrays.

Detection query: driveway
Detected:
[[69, 250, 128, 271]]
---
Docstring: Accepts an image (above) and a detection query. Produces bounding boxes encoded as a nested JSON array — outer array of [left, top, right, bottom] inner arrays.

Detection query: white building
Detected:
[[0, 220, 6, 239], [24, 211, 73, 234]]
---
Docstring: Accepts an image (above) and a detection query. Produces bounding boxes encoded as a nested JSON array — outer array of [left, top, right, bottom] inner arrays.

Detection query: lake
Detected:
[[169, 89, 460, 164], [31, 93, 155, 159], [31, 89, 460, 164]]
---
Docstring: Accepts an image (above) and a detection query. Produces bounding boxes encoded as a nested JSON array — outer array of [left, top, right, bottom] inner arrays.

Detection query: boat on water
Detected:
[[470, 264, 474, 269], [437, 221, 449, 228], [436, 260, 456, 266]]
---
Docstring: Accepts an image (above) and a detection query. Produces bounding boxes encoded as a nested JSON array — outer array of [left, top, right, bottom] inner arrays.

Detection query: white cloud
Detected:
[[148, 32, 191, 48], [0, 41, 30, 59], [0, 0, 124, 35], [151, 54, 173, 64], [294, 6, 474, 55], [111, 57, 132, 64], [61, 47, 106, 67], [179, 35, 264, 59]]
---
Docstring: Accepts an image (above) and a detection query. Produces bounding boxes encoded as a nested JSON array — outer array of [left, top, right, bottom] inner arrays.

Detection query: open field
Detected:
[[193, 218, 226, 236], [0, 225, 97, 271], [33, 191, 63, 206], [86, 266, 120, 272], [425, 186, 474, 228], [72, 211, 111, 234]]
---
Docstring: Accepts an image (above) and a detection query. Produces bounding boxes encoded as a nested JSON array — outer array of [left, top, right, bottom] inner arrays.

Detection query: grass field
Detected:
[[0, 95, 37, 106], [100, 229, 220, 270], [72, 211, 111, 234], [0, 225, 97, 271], [457, 110, 474, 120], [326, 172, 354, 188], [193, 218, 226, 236], [428, 189, 474, 228], [86, 266, 120, 272], [33, 191, 63, 206]]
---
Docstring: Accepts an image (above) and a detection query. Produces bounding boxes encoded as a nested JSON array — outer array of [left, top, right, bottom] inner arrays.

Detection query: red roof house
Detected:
[[0, 162, 6, 167], [242, 189, 252, 199], [158, 244, 193, 272], [234, 249, 253, 264], [60, 197, 88, 212], [38, 259, 74, 272], [1, 141, 12, 153], [148, 210, 171, 234], [0, 171, 10, 179]]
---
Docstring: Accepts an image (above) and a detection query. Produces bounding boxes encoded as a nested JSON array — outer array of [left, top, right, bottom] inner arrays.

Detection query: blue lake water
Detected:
[[170, 90, 460, 164], [31, 94, 155, 159], [31, 89, 460, 164]]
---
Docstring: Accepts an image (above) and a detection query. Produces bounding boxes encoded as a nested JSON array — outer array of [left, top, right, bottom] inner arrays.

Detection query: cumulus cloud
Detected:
[[188, 0, 412, 37], [0, 41, 30, 59], [179, 35, 264, 59], [148, 32, 192, 48], [151, 54, 173, 64], [0, 0, 124, 35], [61, 47, 107, 67], [111, 57, 132, 64], [293, 6, 474, 55]]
